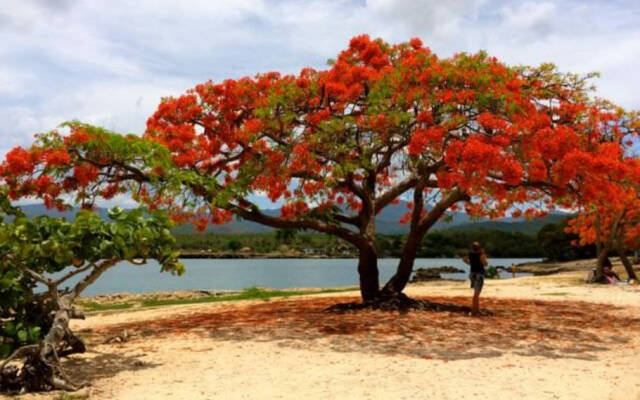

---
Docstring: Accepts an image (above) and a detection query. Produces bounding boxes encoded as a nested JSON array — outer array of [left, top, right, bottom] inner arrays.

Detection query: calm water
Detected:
[[54, 258, 540, 296]]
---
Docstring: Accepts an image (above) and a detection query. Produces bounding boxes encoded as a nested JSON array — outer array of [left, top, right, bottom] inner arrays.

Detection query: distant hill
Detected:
[[16, 202, 570, 235], [447, 213, 569, 235], [15, 204, 112, 221]]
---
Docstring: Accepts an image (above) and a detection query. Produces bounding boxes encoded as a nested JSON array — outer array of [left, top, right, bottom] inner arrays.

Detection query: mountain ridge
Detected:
[[15, 202, 569, 235]]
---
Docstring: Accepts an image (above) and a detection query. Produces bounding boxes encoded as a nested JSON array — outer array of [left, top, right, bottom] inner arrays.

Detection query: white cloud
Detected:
[[0, 66, 36, 96], [38, 79, 192, 133], [366, 0, 489, 39], [0, 0, 638, 165], [501, 2, 556, 34], [0, 2, 47, 32], [0, 80, 191, 157]]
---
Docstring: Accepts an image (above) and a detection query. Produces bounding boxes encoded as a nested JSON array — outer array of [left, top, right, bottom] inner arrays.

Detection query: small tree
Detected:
[[567, 174, 640, 282], [0, 193, 182, 393]]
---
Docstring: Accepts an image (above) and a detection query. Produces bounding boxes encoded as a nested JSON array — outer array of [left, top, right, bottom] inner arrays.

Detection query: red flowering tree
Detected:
[[566, 155, 640, 281], [2, 36, 636, 304]]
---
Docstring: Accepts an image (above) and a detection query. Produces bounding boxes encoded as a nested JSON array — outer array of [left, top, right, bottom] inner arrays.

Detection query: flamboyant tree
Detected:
[[0, 191, 182, 393], [2, 35, 636, 302], [566, 156, 640, 281]]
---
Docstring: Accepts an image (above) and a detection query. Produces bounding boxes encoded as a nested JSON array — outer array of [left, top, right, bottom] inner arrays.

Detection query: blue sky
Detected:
[[1, 0, 639, 208]]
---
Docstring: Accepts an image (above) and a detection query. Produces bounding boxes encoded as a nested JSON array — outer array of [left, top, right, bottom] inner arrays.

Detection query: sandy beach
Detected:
[[8, 269, 640, 400]]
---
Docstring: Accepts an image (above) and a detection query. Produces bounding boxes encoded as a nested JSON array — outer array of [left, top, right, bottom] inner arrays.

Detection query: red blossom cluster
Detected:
[[1, 35, 638, 242], [565, 157, 640, 266]]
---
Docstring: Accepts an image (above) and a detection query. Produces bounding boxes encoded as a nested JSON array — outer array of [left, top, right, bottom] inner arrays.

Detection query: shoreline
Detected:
[[178, 250, 354, 259], [76, 257, 640, 309], [76, 286, 359, 312], [177, 250, 548, 260]]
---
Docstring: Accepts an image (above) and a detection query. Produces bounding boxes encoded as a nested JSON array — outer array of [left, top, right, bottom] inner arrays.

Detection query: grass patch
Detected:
[[54, 393, 88, 400], [81, 301, 134, 312], [140, 286, 355, 308], [78, 287, 358, 312]]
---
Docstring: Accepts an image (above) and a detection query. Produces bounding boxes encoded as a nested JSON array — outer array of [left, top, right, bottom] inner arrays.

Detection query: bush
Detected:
[[485, 265, 500, 279]]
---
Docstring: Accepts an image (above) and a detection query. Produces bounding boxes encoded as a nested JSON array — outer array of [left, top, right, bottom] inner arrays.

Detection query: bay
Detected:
[[56, 258, 540, 296]]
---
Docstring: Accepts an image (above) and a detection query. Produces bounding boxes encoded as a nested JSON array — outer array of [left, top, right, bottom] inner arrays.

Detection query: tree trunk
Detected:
[[355, 184, 380, 302], [590, 211, 625, 283], [357, 244, 380, 301], [1, 260, 116, 394], [0, 301, 86, 393], [382, 232, 421, 294], [619, 251, 638, 281], [591, 247, 610, 283], [382, 188, 467, 295]]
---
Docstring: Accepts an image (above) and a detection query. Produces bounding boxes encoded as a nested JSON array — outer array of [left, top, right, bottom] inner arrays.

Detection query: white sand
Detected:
[[71, 333, 640, 400], [9, 271, 640, 400]]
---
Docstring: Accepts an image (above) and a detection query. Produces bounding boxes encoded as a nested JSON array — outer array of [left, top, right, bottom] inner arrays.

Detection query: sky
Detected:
[[1, 0, 639, 208]]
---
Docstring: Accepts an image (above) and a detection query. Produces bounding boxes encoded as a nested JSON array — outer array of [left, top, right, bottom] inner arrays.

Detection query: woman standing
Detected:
[[462, 242, 487, 316]]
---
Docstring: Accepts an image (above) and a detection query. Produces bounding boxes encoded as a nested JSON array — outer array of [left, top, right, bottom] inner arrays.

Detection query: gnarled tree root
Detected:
[[0, 307, 87, 394], [1, 349, 77, 393], [1, 259, 117, 394], [324, 292, 494, 315]]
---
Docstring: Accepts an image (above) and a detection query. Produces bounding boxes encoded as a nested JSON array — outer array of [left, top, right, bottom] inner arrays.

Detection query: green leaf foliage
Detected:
[[0, 187, 183, 357]]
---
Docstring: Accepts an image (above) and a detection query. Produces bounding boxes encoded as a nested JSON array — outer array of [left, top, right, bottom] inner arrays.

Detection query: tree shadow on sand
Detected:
[[58, 349, 160, 388], [96, 296, 640, 362]]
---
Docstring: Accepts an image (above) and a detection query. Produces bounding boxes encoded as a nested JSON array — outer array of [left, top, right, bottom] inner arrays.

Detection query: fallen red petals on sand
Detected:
[[96, 296, 640, 360]]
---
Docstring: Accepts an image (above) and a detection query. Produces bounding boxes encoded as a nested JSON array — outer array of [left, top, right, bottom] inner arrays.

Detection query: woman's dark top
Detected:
[[468, 250, 485, 274]]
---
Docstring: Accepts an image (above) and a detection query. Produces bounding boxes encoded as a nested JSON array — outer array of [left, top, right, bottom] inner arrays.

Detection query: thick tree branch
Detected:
[[418, 187, 470, 233], [374, 176, 418, 211], [228, 201, 363, 246], [332, 213, 360, 226], [53, 263, 95, 287], [345, 172, 368, 202], [19, 266, 52, 287], [68, 259, 118, 301]]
